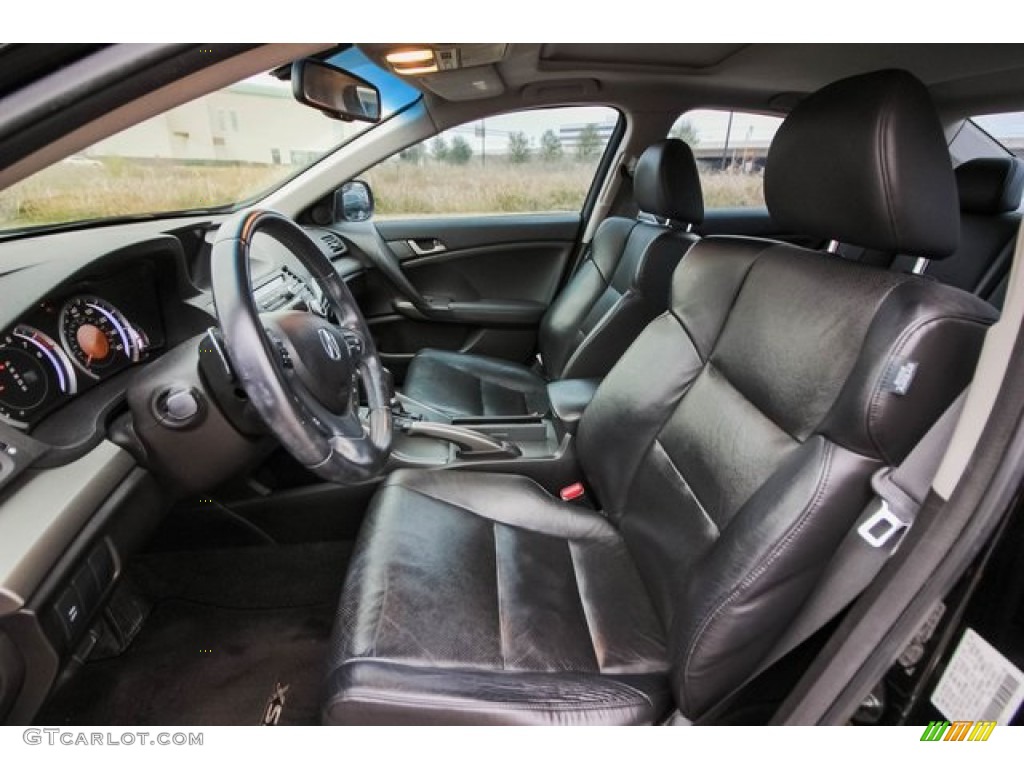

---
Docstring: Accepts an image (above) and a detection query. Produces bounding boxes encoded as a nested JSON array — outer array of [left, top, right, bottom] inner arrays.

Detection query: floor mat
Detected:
[[127, 540, 353, 609], [36, 542, 352, 726]]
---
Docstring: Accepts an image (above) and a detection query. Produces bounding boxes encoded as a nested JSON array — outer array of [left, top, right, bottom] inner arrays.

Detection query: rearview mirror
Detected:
[[291, 59, 381, 123]]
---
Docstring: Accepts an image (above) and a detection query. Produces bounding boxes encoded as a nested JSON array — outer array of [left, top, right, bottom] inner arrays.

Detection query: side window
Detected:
[[366, 106, 619, 218], [964, 111, 1024, 161], [668, 110, 783, 208]]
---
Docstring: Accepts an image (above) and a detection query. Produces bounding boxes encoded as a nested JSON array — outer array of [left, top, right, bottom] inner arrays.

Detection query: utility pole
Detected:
[[476, 121, 486, 167], [721, 111, 734, 171]]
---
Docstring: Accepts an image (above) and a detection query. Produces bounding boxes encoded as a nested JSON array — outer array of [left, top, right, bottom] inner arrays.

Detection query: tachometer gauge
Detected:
[[59, 296, 141, 380], [0, 325, 77, 428]]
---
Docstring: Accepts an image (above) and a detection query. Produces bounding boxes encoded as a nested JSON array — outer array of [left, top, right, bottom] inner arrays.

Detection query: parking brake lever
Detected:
[[402, 421, 521, 460]]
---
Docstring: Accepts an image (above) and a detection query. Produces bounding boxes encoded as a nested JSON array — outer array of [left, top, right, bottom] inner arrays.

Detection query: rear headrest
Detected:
[[765, 69, 959, 258], [956, 157, 1024, 215], [634, 139, 704, 224]]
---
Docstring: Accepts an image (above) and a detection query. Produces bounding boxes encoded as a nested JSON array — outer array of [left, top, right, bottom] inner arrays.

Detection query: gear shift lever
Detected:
[[382, 367, 421, 424]]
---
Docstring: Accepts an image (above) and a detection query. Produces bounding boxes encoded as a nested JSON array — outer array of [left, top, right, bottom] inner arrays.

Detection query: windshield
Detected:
[[0, 47, 419, 235]]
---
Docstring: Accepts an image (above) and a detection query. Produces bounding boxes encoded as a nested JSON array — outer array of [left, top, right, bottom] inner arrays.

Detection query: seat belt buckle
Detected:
[[857, 501, 907, 548], [560, 482, 586, 502]]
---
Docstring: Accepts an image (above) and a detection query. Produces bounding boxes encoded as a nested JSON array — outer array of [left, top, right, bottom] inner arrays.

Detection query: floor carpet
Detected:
[[36, 541, 352, 726]]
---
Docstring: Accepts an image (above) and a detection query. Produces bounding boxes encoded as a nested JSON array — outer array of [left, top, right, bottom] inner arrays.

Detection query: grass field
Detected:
[[0, 162, 289, 229], [0, 159, 766, 231]]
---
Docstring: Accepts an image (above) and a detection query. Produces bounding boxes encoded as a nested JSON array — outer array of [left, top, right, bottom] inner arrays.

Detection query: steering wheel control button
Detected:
[[153, 386, 204, 429], [341, 330, 365, 359]]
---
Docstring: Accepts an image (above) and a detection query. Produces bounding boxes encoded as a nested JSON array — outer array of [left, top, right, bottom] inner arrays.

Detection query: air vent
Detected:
[[320, 232, 347, 258]]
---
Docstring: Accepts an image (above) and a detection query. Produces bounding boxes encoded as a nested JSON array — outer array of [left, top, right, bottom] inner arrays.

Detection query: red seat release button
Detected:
[[560, 482, 585, 502]]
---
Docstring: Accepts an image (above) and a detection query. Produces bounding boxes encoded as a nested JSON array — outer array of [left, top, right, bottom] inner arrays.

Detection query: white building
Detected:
[[87, 82, 351, 166]]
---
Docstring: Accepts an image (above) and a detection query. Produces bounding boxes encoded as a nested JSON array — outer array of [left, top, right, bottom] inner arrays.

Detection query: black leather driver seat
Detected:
[[400, 139, 704, 420], [323, 71, 999, 725]]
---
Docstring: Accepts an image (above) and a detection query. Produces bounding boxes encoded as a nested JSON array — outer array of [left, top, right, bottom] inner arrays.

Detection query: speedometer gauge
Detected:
[[0, 325, 77, 428], [59, 296, 141, 380]]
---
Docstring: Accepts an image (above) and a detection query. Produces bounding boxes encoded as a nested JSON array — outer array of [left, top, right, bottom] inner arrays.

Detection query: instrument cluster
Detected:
[[0, 276, 163, 430]]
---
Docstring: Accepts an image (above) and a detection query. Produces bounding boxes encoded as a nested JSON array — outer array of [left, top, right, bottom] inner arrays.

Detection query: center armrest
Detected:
[[547, 378, 601, 434]]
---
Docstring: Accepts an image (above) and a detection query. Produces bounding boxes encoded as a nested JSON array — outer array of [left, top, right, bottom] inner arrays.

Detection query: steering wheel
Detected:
[[210, 209, 392, 484]]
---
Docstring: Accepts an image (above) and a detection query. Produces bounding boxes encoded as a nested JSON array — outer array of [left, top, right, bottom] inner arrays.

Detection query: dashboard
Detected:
[[0, 213, 367, 724], [0, 265, 164, 430], [0, 216, 365, 460]]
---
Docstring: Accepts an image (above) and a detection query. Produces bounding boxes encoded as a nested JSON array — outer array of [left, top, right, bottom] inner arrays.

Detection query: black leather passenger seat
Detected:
[[401, 138, 704, 420], [323, 70, 998, 725]]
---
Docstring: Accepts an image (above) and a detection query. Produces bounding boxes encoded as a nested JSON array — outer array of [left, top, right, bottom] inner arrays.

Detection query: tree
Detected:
[[668, 119, 699, 146], [399, 143, 425, 165], [431, 136, 449, 163], [449, 135, 473, 165], [576, 123, 602, 161], [507, 131, 531, 164], [539, 129, 563, 162]]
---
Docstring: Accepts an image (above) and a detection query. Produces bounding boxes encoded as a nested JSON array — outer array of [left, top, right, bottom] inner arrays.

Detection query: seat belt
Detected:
[[670, 390, 968, 726]]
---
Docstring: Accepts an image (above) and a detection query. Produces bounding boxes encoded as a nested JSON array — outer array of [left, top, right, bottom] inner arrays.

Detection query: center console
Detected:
[[384, 378, 601, 492]]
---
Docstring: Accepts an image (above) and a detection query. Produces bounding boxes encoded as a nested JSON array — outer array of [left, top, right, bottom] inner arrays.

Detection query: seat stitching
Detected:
[[629, 227, 672, 288], [651, 439, 719, 536], [493, 523, 506, 671], [329, 688, 654, 713], [680, 440, 835, 713], [567, 541, 602, 673], [395, 484, 610, 542], [614, 371, 700, 517], [669, 239, 773, 361], [588, 220, 638, 284], [793, 273, 907, 448], [327, 660, 656, 711], [666, 309, 705, 366], [369, 560, 390, 658], [561, 288, 631, 377], [704, 359, 803, 444]]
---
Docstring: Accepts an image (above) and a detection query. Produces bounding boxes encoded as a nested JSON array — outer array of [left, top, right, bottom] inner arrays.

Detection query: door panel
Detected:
[[362, 214, 579, 379], [377, 214, 581, 259]]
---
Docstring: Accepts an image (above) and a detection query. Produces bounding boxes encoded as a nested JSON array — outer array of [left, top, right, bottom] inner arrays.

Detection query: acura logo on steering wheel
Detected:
[[318, 328, 343, 361]]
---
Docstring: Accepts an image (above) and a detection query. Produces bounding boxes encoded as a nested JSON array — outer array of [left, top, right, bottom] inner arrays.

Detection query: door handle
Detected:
[[406, 238, 447, 256]]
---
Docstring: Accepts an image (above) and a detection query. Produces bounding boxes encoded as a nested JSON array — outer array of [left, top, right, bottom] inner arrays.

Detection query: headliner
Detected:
[[364, 43, 1024, 118]]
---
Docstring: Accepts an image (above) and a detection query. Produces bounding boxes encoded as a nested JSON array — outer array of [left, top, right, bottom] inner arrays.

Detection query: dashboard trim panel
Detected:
[[0, 441, 134, 616]]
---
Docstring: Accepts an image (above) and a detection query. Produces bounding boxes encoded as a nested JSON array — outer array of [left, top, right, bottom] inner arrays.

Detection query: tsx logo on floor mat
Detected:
[[261, 682, 291, 726]]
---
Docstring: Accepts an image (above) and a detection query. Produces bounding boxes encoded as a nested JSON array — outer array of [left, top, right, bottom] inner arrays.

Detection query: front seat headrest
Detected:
[[765, 69, 959, 258], [956, 157, 1024, 215], [634, 138, 704, 225]]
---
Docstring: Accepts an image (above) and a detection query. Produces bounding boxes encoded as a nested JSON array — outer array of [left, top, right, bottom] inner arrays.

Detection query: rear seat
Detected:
[[890, 157, 1023, 307], [836, 156, 1023, 308]]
